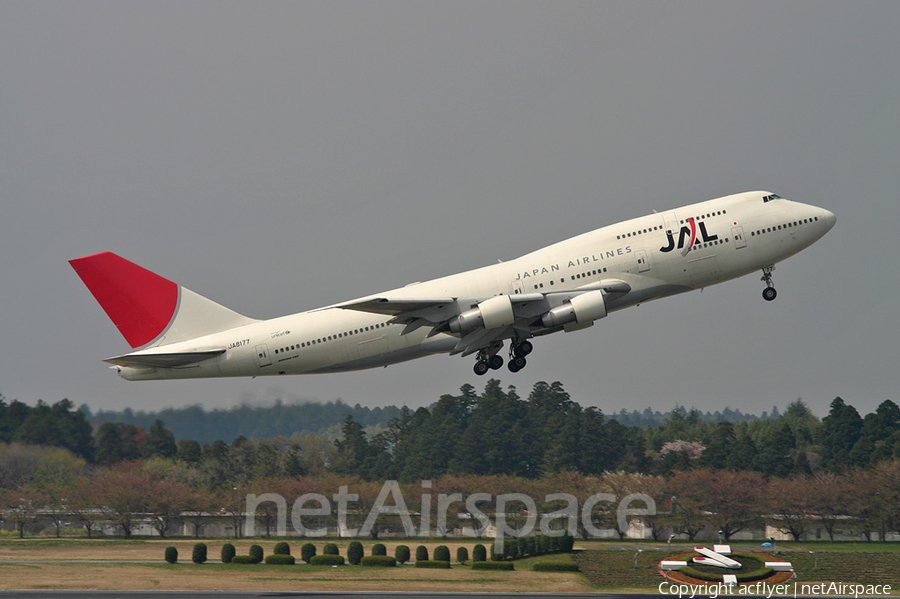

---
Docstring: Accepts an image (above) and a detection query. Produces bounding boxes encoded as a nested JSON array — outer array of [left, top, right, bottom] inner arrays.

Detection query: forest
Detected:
[[1, 381, 898, 540]]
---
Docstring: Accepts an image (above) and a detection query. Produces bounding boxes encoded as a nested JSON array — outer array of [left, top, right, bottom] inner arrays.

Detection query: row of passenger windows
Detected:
[[750, 216, 819, 237], [618, 226, 662, 240], [682, 209, 727, 224], [693, 237, 729, 249], [273, 322, 391, 355], [616, 210, 728, 240], [532, 267, 609, 290]]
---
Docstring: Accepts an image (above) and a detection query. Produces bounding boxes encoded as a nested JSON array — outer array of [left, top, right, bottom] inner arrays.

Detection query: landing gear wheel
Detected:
[[508, 356, 526, 372], [760, 265, 777, 301], [488, 354, 504, 370], [473, 361, 489, 376], [515, 340, 533, 357]]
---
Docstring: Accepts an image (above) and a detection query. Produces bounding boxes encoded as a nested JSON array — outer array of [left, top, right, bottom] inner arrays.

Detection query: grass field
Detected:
[[0, 537, 897, 593]]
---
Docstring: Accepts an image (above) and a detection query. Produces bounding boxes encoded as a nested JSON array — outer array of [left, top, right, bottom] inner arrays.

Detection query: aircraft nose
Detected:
[[822, 208, 836, 230]]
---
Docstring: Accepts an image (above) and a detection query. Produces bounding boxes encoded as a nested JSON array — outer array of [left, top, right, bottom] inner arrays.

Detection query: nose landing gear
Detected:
[[761, 266, 777, 301]]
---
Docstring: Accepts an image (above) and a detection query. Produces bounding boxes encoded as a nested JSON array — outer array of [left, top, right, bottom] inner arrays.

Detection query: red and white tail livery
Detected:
[[71, 191, 835, 381]]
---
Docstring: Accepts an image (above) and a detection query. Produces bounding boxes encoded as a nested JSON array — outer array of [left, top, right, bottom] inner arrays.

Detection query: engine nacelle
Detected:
[[449, 295, 516, 334], [541, 290, 607, 328]]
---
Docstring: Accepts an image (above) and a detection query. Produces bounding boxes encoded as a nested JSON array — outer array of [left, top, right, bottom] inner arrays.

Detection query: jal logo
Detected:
[[659, 217, 718, 256]]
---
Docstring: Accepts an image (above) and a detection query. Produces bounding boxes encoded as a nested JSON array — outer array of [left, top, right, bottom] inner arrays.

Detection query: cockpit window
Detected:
[[762, 194, 783, 203]]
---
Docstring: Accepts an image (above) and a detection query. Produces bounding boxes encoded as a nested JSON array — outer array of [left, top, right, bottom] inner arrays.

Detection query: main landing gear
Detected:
[[761, 265, 778, 301], [472, 339, 534, 375]]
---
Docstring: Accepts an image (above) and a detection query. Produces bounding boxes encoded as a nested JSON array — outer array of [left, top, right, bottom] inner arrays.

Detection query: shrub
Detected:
[[273, 541, 291, 555], [560, 532, 575, 552], [504, 541, 518, 560], [490, 550, 504, 561], [310, 554, 345, 566], [164, 546, 178, 564], [395, 544, 411, 564], [361, 555, 397, 567], [532, 561, 579, 572], [517, 537, 529, 557], [433, 545, 450, 562], [473, 561, 514, 571], [264, 554, 296, 565], [415, 560, 451, 569], [192, 543, 207, 564], [526, 536, 537, 556], [456, 546, 469, 564], [372, 543, 387, 556], [300, 542, 316, 563], [230, 555, 256, 564], [221, 543, 235, 563], [347, 540, 364, 565], [538, 534, 551, 554], [415, 545, 429, 562], [323, 542, 339, 555], [550, 534, 561, 552], [249, 544, 264, 564], [472, 544, 487, 562]]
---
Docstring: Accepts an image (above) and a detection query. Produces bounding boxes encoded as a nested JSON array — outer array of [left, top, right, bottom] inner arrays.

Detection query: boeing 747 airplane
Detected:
[[71, 191, 835, 379]]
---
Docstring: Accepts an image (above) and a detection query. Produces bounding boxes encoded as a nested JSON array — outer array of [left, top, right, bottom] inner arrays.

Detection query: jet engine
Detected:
[[541, 290, 607, 328], [449, 295, 515, 333]]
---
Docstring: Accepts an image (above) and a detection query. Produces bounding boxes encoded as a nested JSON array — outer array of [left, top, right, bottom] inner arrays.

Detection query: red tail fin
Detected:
[[69, 252, 178, 348]]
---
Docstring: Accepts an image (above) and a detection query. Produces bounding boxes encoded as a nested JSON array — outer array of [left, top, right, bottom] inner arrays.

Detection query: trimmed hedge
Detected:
[[273, 541, 291, 556], [395, 545, 411, 564], [301, 543, 316, 563], [415, 545, 429, 562], [310, 554, 345, 566], [264, 554, 296, 565], [230, 555, 256, 564], [532, 561, 579, 572], [192, 543, 208, 564], [221, 543, 235, 564], [415, 560, 451, 569], [360, 555, 397, 567], [249, 544, 264, 564], [472, 544, 487, 562], [347, 540, 364, 565], [323, 543, 339, 556], [433, 545, 451, 562], [457, 546, 469, 564], [164, 546, 178, 564], [372, 543, 387, 556], [473, 561, 514, 571]]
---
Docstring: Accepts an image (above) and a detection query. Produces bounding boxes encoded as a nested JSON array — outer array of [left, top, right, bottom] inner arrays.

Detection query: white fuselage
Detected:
[[116, 191, 835, 380]]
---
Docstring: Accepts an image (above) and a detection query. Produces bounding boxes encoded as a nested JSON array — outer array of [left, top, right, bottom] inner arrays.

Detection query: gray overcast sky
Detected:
[[2, 2, 897, 419]]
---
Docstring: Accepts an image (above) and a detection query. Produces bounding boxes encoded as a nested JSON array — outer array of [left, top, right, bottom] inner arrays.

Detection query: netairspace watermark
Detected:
[[658, 582, 893, 599], [244, 479, 656, 553]]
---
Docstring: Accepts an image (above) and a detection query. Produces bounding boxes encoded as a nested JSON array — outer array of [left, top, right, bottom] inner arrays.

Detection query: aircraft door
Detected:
[[663, 211, 679, 235], [256, 344, 272, 367], [635, 249, 650, 272], [732, 226, 747, 249], [509, 280, 525, 295]]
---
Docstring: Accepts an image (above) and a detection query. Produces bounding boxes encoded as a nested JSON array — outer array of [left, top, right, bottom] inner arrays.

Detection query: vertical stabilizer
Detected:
[[70, 252, 257, 348]]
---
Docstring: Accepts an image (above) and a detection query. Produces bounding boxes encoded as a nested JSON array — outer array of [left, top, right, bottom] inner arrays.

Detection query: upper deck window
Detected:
[[762, 194, 783, 203]]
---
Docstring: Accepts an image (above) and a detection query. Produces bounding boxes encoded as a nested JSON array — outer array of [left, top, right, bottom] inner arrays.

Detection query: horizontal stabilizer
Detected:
[[104, 349, 225, 368]]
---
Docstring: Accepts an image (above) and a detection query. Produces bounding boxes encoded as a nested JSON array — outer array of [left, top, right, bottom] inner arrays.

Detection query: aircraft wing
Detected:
[[336, 280, 631, 357], [104, 349, 226, 368]]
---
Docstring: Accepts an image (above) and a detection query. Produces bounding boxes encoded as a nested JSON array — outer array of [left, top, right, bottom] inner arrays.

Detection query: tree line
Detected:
[[3, 382, 899, 478]]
